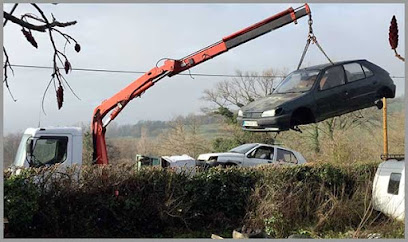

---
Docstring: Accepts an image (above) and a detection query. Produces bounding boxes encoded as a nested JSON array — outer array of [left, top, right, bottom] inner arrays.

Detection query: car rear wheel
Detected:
[[375, 99, 383, 109]]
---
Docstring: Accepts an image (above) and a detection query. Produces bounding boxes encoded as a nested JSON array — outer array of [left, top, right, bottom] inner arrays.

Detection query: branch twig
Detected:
[[3, 11, 76, 32], [3, 47, 17, 102]]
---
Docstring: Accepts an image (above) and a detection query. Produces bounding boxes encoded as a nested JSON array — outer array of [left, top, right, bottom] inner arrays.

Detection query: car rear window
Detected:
[[344, 63, 365, 82], [361, 65, 374, 77]]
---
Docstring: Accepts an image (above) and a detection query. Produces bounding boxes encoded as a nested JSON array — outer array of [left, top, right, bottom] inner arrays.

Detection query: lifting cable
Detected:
[[297, 10, 334, 70]]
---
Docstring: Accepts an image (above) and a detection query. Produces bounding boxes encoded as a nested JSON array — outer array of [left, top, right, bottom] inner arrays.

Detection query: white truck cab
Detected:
[[13, 127, 83, 168]]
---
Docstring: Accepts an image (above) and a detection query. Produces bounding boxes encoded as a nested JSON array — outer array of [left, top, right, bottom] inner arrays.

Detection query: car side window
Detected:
[[276, 149, 298, 164], [319, 66, 346, 90], [249, 146, 274, 160], [343, 63, 365, 82], [361, 65, 374, 77]]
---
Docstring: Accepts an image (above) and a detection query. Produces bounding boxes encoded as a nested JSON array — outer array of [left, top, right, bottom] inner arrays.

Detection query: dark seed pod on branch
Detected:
[[389, 15, 398, 50], [21, 29, 38, 48], [64, 60, 71, 74], [57, 85, 64, 110], [75, 43, 81, 52]]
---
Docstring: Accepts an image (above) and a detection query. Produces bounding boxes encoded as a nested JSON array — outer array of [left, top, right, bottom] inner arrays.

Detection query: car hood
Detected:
[[197, 152, 244, 161], [242, 92, 304, 112]]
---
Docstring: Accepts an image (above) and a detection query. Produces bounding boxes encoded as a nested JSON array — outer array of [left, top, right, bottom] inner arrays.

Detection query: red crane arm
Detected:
[[92, 4, 311, 164]]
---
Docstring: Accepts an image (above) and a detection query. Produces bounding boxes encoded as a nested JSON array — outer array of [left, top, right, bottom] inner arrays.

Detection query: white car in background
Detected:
[[197, 143, 306, 167]]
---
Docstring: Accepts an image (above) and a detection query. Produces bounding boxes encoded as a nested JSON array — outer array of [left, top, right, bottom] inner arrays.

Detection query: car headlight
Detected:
[[237, 110, 243, 117], [261, 109, 276, 117]]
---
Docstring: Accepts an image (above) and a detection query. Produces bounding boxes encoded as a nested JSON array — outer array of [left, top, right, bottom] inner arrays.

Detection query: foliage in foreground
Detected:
[[4, 161, 403, 238]]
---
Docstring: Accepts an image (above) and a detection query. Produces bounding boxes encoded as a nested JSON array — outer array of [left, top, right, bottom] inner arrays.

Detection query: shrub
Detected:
[[4, 161, 396, 238]]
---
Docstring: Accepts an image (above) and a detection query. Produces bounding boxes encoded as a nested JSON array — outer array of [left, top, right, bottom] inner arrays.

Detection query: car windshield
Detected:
[[229, 144, 258, 154], [275, 70, 320, 93]]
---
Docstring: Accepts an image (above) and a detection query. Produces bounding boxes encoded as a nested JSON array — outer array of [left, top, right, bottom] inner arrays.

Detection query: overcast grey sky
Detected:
[[3, 3, 405, 134]]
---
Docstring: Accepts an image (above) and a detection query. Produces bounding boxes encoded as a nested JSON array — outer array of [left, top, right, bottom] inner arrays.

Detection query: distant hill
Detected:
[[106, 114, 228, 139]]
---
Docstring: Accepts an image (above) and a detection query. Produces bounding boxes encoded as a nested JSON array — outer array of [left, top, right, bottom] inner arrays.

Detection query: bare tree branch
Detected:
[[3, 3, 81, 111], [3, 4, 18, 27], [3, 11, 76, 32], [3, 47, 17, 102]]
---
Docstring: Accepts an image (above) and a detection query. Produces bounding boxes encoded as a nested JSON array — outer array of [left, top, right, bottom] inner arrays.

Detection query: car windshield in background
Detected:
[[229, 143, 258, 154], [275, 70, 320, 93]]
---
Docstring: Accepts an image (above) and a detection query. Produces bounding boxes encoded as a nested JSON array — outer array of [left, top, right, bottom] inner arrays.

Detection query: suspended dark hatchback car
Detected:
[[237, 60, 396, 132]]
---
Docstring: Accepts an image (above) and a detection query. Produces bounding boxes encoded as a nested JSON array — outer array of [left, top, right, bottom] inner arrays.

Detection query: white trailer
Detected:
[[372, 159, 405, 221]]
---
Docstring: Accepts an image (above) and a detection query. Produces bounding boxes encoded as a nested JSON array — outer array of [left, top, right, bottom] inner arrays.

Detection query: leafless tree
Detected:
[[3, 132, 23, 168], [156, 116, 211, 157], [202, 68, 287, 111], [3, 3, 81, 111]]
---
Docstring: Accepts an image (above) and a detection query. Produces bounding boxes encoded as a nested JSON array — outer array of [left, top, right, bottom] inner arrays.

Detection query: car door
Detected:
[[244, 145, 275, 166], [314, 65, 348, 120], [276, 148, 298, 165], [343, 62, 378, 111]]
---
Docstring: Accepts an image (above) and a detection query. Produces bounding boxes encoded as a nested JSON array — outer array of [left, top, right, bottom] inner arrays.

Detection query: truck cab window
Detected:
[[31, 136, 68, 167]]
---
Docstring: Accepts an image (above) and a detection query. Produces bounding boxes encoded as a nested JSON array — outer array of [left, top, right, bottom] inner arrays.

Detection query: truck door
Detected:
[[29, 135, 72, 167], [244, 145, 275, 166]]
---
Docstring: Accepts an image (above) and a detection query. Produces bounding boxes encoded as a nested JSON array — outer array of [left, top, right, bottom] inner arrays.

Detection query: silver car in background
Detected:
[[197, 143, 306, 167]]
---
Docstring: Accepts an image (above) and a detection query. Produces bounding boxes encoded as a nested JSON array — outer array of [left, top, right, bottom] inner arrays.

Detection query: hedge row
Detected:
[[4, 162, 381, 238]]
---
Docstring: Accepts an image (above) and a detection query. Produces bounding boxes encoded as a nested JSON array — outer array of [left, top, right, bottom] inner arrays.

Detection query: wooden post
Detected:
[[382, 97, 388, 160]]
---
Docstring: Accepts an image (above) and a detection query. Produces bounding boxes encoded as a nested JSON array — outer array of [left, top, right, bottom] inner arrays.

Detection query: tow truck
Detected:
[[12, 4, 312, 168]]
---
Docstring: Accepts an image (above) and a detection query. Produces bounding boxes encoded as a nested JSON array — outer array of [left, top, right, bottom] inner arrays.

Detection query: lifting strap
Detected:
[[297, 11, 334, 70]]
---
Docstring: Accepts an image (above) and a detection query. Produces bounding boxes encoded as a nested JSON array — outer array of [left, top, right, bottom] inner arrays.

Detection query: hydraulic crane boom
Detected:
[[92, 4, 311, 164]]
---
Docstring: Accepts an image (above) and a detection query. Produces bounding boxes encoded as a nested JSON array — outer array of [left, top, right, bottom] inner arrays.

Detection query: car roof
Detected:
[[251, 143, 292, 151], [299, 59, 368, 71]]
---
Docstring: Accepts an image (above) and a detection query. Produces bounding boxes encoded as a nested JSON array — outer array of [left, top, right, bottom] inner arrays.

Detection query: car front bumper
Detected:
[[237, 113, 292, 132]]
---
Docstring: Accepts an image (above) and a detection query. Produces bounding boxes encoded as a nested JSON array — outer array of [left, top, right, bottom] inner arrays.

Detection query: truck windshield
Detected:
[[29, 136, 68, 167], [229, 144, 258, 154], [275, 70, 319, 93]]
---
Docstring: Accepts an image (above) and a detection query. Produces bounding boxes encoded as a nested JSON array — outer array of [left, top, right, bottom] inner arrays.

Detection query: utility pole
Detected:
[[382, 97, 388, 160]]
